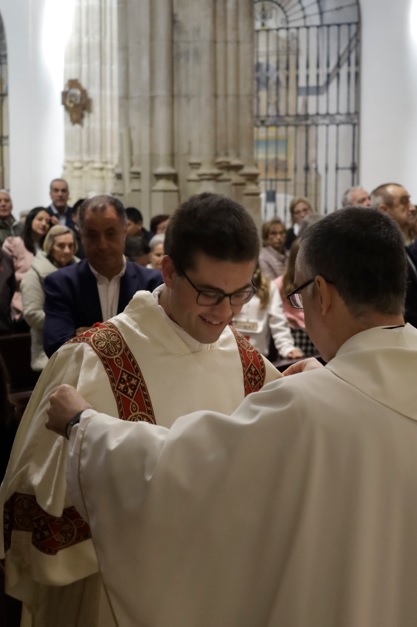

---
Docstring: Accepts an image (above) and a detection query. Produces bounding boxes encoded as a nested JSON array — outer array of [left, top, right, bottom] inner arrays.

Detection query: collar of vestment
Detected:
[[326, 324, 417, 420], [151, 284, 223, 353]]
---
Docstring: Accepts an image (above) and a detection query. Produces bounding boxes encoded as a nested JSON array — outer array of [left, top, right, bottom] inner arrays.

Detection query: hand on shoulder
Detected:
[[46, 384, 92, 437], [282, 357, 323, 376]]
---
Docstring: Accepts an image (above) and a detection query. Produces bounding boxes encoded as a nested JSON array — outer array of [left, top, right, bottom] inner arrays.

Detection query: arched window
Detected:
[[254, 0, 360, 220]]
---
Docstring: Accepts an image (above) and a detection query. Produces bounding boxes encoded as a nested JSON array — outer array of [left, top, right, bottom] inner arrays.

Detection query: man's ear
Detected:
[[161, 255, 175, 287], [314, 275, 333, 315]]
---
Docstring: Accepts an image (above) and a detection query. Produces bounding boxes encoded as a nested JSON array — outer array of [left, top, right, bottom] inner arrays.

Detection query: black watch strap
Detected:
[[65, 410, 84, 440]]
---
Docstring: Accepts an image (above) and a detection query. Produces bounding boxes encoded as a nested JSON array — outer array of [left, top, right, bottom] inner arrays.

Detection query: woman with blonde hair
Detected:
[[275, 238, 317, 356], [285, 196, 313, 249], [258, 217, 287, 280], [21, 225, 79, 371], [233, 265, 303, 360]]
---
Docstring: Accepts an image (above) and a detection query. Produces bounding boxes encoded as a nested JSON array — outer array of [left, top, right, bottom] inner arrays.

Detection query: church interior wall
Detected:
[[0, 0, 72, 215], [360, 0, 417, 197], [0, 0, 416, 218]]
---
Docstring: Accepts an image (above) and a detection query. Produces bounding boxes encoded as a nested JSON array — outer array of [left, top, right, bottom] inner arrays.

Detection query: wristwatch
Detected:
[[65, 410, 84, 440]]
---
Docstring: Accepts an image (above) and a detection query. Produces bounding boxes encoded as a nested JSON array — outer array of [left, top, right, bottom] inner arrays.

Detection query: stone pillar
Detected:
[[238, 0, 261, 224], [150, 0, 179, 213], [225, 0, 244, 202], [113, 0, 133, 202], [113, 0, 259, 217], [130, 0, 151, 212], [0, 21, 8, 190], [63, 0, 119, 202], [195, 1, 221, 192], [214, 0, 231, 195]]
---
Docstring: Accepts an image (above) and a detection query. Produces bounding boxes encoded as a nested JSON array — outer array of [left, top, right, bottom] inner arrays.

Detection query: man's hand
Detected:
[[286, 348, 304, 359], [76, 326, 91, 336], [282, 357, 324, 376], [46, 384, 92, 437]]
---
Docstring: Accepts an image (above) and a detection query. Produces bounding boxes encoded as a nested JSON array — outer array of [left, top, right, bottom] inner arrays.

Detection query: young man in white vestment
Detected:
[[0, 193, 281, 627], [47, 207, 417, 627]]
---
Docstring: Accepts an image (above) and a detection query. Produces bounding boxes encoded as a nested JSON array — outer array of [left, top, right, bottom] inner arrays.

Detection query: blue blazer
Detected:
[[405, 241, 417, 328], [43, 259, 163, 357], [46, 205, 77, 231]]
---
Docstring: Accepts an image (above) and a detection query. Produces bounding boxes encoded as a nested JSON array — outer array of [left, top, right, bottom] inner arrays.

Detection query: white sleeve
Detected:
[[21, 268, 46, 329], [268, 282, 295, 357]]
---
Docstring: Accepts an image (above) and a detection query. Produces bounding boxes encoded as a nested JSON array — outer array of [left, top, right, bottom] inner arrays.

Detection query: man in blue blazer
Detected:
[[43, 195, 162, 357], [46, 178, 77, 230]]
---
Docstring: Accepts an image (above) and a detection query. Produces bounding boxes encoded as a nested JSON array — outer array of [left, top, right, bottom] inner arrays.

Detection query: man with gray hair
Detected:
[[0, 190, 22, 246], [44, 207, 417, 626], [46, 178, 75, 228], [43, 194, 163, 355], [341, 185, 371, 208], [370, 182, 417, 326], [370, 182, 414, 240]]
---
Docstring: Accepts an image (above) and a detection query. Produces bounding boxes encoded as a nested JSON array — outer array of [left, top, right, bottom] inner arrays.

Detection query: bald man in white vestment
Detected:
[[47, 207, 417, 627], [0, 193, 280, 627]]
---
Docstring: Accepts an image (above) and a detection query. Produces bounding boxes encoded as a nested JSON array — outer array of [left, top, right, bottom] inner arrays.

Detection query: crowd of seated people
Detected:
[[21, 225, 79, 371], [2, 184, 417, 627], [2, 182, 417, 380], [0, 188, 165, 379], [3, 206, 51, 328]]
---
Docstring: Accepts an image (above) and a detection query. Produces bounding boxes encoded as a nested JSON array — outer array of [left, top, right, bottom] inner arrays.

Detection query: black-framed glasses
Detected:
[[180, 268, 256, 307], [286, 278, 315, 309]]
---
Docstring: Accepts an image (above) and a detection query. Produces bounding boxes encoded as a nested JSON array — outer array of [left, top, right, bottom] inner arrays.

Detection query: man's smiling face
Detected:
[[162, 252, 256, 344]]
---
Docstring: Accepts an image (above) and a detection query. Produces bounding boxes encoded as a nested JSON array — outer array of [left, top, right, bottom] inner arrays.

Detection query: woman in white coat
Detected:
[[21, 225, 79, 371], [232, 266, 303, 360]]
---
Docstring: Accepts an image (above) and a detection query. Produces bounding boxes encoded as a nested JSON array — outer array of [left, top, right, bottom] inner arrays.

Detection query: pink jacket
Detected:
[[2, 236, 35, 320]]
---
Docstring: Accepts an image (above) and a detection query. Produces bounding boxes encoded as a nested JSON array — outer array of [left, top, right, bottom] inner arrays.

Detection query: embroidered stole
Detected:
[[4, 322, 266, 555]]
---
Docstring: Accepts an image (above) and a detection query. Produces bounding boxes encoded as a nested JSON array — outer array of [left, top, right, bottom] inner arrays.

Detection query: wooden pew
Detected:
[[0, 333, 39, 421]]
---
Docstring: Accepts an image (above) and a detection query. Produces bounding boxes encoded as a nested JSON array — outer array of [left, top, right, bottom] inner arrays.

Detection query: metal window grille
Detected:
[[254, 0, 360, 223]]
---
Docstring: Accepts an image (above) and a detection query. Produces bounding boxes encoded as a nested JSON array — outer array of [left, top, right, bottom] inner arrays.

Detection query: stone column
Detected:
[[113, 0, 260, 216], [0, 21, 8, 189], [238, 0, 261, 224], [63, 0, 119, 202], [226, 0, 245, 203], [113, 0, 132, 202], [214, 0, 232, 196], [195, 0, 221, 192], [150, 0, 179, 213]]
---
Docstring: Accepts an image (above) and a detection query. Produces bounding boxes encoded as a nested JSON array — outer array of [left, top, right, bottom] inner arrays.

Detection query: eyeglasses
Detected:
[[180, 268, 256, 306], [286, 278, 315, 309], [287, 276, 334, 308]]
